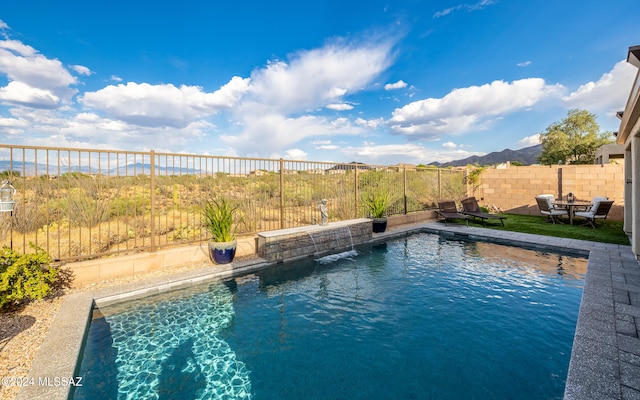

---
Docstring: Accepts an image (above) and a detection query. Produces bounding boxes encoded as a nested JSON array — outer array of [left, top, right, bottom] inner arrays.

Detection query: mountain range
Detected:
[[429, 144, 542, 167]]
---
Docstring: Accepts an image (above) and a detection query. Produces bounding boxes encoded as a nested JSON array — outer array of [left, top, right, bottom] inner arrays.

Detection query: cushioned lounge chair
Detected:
[[460, 196, 506, 226], [535, 195, 568, 224], [574, 200, 614, 228], [573, 196, 608, 213], [436, 199, 469, 226]]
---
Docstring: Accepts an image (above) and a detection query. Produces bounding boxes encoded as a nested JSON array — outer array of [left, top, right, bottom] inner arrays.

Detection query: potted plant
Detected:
[[363, 192, 390, 233], [201, 197, 238, 264]]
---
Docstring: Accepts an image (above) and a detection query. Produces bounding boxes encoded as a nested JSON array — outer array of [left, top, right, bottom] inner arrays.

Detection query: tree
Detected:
[[537, 109, 614, 165]]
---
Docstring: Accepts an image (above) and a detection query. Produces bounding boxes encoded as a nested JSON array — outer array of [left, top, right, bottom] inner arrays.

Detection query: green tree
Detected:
[[537, 109, 614, 165]]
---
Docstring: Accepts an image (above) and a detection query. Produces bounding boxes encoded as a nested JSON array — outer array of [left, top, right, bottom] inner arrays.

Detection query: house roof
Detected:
[[628, 45, 640, 68], [617, 45, 640, 145]]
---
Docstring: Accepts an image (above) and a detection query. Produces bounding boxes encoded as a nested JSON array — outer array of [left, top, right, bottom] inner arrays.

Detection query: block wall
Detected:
[[476, 164, 625, 220], [68, 236, 257, 286]]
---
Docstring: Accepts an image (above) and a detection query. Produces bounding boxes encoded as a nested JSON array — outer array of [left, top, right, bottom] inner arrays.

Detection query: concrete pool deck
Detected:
[[18, 222, 640, 399]]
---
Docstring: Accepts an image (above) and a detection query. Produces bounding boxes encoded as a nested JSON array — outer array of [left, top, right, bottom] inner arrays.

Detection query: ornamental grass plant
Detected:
[[201, 198, 238, 243], [363, 192, 390, 218]]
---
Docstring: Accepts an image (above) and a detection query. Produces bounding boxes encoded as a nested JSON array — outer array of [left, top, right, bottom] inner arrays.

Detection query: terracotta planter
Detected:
[[372, 217, 387, 233], [208, 239, 237, 264]]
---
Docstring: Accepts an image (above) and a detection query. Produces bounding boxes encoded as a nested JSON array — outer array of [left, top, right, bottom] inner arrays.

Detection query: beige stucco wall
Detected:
[[475, 164, 625, 221]]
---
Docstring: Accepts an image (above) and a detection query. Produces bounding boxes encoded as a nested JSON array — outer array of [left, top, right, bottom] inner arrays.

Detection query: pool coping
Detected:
[[17, 222, 640, 399]]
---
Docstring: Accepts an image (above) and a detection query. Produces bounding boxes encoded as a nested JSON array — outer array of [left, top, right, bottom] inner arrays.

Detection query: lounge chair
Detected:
[[436, 199, 469, 226], [574, 200, 614, 228], [460, 196, 506, 226], [535, 195, 568, 224]]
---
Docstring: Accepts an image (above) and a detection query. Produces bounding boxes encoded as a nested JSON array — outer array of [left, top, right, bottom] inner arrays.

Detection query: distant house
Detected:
[[249, 169, 267, 177], [393, 163, 417, 171], [594, 144, 625, 164], [617, 45, 640, 259], [325, 161, 371, 174]]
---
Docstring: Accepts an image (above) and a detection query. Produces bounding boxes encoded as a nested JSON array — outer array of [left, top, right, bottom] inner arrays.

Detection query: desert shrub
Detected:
[[110, 195, 148, 217], [11, 201, 49, 234], [67, 192, 111, 227], [0, 244, 63, 310]]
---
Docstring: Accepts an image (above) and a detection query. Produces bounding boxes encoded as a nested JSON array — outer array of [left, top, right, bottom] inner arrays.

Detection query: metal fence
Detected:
[[0, 145, 467, 261]]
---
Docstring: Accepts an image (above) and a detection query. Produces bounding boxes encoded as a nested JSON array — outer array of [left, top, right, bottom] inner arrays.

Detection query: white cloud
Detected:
[[517, 61, 532, 67], [245, 38, 394, 115], [326, 103, 354, 111], [516, 134, 541, 148], [284, 148, 308, 159], [339, 142, 484, 164], [355, 117, 384, 129], [388, 78, 565, 140], [314, 141, 339, 150], [6, 106, 212, 151], [442, 141, 457, 148], [384, 80, 408, 90], [221, 113, 363, 155], [0, 39, 78, 107], [0, 27, 399, 158], [0, 115, 28, 136], [71, 65, 92, 76], [0, 81, 61, 108], [563, 60, 636, 115], [0, 20, 9, 30], [79, 76, 250, 128], [224, 37, 396, 154], [433, 0, 494, 18]]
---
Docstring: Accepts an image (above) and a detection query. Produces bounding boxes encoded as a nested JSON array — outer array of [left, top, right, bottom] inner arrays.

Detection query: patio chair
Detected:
[[436, 199, 469, 226], [574, 200, 614, 228], [574, 196, 608, 213], [535, 195, 568, 224], [460, 196, 506, 226]]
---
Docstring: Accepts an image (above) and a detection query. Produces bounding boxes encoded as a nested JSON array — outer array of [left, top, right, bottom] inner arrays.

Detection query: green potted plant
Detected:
[[201, 197, 238, 264], [363, 192, 390, 233]]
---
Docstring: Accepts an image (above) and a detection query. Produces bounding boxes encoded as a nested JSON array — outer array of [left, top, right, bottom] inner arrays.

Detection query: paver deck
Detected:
[[19, 221, 640, 399]]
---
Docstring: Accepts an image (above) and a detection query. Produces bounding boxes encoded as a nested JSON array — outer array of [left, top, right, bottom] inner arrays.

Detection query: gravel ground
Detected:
[[0, 261, 212, 400]]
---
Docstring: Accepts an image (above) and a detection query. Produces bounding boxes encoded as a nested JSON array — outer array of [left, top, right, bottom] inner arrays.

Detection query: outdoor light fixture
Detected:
[[0, 180, 16, 212]]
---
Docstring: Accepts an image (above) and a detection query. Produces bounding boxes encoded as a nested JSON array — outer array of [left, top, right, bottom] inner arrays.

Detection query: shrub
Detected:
[[0, 245, 62, 310], [110, 195, 148, 217]]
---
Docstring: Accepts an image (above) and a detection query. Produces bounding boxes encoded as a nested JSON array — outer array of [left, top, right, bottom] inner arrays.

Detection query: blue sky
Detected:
[[0, 0, 637, 165]]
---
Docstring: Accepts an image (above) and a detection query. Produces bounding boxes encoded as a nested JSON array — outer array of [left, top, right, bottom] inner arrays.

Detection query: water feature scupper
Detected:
[[257, 219, 372, 262]]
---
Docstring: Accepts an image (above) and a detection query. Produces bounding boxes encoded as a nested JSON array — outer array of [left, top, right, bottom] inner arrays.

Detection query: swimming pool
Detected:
[[73, 233, 586, 399]]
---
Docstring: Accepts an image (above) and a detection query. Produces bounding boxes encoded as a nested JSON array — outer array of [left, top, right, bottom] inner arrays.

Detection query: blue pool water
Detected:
[[74, 233, 587, 400]]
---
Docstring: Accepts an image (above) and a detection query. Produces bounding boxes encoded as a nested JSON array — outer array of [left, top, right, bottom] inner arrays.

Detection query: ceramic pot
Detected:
[[372, 217, 387, 233], [208, 239, 237, 264]]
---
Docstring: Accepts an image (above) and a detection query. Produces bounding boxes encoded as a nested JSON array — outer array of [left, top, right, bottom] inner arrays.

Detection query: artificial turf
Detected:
[[463, 212, 630, 245]]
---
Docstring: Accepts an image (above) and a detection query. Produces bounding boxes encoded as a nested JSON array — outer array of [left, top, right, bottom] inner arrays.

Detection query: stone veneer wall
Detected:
[[257, 218, 372, 262], [476, 163, 625, 220]]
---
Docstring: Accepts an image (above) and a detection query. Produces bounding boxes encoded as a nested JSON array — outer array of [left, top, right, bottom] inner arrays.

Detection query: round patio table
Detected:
[[552, 200, 592, 225]]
